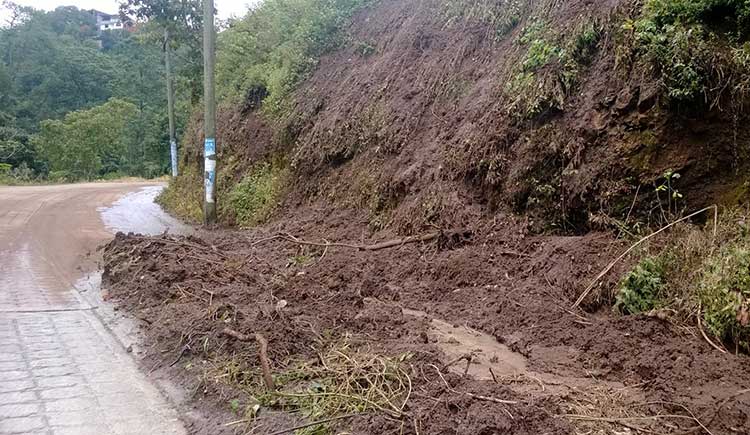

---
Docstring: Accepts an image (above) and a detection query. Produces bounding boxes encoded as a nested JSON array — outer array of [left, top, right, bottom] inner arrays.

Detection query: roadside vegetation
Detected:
[[216, 0, 372, 118], [0, 2, 200, 183], [613, 207, 750, 352]]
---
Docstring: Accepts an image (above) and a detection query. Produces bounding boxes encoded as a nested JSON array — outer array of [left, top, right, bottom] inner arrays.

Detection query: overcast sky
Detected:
[[4, 0, 258, 20]]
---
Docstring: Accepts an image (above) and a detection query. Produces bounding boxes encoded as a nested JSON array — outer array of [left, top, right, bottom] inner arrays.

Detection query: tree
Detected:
[[120, 0, 203, 177], [33, 98, 138, 180]]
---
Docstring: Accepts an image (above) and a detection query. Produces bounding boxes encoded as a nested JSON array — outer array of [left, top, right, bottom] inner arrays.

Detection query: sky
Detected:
[[3, 0, 258, 20]]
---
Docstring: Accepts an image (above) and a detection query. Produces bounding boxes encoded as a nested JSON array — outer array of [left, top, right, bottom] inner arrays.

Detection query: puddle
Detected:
[[404, 308, 527, 380], [402, 307, 632, 398], [99, 185, 191, 236]]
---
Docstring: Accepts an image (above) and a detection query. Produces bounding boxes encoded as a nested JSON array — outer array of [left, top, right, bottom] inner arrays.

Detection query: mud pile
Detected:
[[103, 212, 750, 434], [105, 0, 750, 433]]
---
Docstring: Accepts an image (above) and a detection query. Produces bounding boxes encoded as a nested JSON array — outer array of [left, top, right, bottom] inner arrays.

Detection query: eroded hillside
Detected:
[[106, 0, 750, 434]]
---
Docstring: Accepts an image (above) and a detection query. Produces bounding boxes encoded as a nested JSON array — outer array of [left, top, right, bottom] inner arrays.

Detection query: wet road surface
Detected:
[[0, 182, 188, 435]]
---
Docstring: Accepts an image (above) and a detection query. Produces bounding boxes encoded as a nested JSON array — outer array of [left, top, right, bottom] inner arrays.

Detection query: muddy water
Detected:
[[99, 185, 191, 236], [403, 307, 632, 398]]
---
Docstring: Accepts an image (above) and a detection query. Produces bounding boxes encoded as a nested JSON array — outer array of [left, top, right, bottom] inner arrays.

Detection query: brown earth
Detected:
[[102, 206, 750, 434], [103, 0, 750, 433]]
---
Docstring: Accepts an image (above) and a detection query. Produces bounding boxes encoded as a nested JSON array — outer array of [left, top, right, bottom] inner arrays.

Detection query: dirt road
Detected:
[[0, 182, 188, 434]]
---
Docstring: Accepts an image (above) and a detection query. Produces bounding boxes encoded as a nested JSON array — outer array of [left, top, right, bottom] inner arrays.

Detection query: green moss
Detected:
[[719, 180, 750, 206], [627, 130, 660, 172]]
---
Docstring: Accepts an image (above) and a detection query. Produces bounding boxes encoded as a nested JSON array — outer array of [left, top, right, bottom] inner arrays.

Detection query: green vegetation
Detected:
[[616, 208, 750, 352], [216, 0, 371, 117], [506, 18, 601, 118], [625, 0, 750, 105], [700, 245, 750, 352], [0, 2, 201, 183], [222, 163, 288, 228], [155, 164, 203, 222], [615, 257, 665, 314], [33, 99, 138, 181]]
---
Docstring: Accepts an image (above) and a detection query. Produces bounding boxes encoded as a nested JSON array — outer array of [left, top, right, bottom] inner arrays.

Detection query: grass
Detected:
[[222, 162, 288, 228], [614, 206, 750, 352], [441, 0, 525, 40], [505, 17, 601, 119], [207, 336, 412, 434], [155, 164, 204, 223]]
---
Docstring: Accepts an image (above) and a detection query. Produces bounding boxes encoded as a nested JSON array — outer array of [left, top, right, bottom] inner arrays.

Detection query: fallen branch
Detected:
[[573, 206, 718, 309], [222, 328, 275, 390], [250, 229, 472, 252]]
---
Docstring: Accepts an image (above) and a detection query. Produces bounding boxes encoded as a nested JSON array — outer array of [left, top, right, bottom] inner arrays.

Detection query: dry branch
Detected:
[[221, 328, 275, 390], [250, 229, 472, 252]]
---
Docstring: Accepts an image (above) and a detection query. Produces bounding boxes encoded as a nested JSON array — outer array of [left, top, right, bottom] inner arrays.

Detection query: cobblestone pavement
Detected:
[[0, 184, 187, 435]]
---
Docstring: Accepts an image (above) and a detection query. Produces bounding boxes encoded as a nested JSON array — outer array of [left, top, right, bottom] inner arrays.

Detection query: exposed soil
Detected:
[[102, 205, 750, 434], [105, 0, 750, 433]]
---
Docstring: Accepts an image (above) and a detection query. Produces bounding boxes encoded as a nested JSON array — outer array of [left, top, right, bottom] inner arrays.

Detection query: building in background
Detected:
[[90, 10, 124, 31]]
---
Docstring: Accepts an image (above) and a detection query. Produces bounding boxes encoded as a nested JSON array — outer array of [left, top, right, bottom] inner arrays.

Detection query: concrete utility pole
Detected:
[[203, 0, 217, 224], [164, 28, 178, 177]]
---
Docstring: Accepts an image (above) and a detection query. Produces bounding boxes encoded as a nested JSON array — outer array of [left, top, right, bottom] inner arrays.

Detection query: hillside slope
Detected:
[[107, 0, 750, 434]]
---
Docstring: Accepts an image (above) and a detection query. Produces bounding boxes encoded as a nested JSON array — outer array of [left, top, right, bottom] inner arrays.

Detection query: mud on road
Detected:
[[102, 207, 750, 435]]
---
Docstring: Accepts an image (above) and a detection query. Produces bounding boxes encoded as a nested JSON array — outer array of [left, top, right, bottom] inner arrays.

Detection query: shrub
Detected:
[[615, 256, 666, 314], [223, 163, 287, 228], [626, 0, 750, 105], [216, 0, 371, 117], [700, 246, 750, 351]]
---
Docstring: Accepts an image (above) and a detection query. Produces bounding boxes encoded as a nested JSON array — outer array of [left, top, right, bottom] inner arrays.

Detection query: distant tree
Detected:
[[33, 98, 138, 180], [119, 0, 204, 176]]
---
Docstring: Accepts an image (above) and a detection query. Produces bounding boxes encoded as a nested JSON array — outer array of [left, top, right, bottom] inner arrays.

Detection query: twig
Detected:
[[430, 364, 517, 405], [250, 229, 471, 252], [573, 206, 718, 308], [255, 333, 275, 390], [221, 328, 275, 390], [441, 354, 472, 373], [560, 414, 666, 434], [696, 305, 727, 354], [265, 413, 360, 435]]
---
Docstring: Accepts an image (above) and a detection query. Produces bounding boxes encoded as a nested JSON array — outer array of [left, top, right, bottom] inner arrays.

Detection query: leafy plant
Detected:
[[625, 0, 750, 105], [655, 169, 684, 218], [699, 246, 750, 351], [615, 257, 666, 314]]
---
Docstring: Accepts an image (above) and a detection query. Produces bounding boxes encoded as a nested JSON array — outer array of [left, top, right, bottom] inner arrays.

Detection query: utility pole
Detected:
[[164, 27, 178, 177], [203, 0, 217, 224]]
